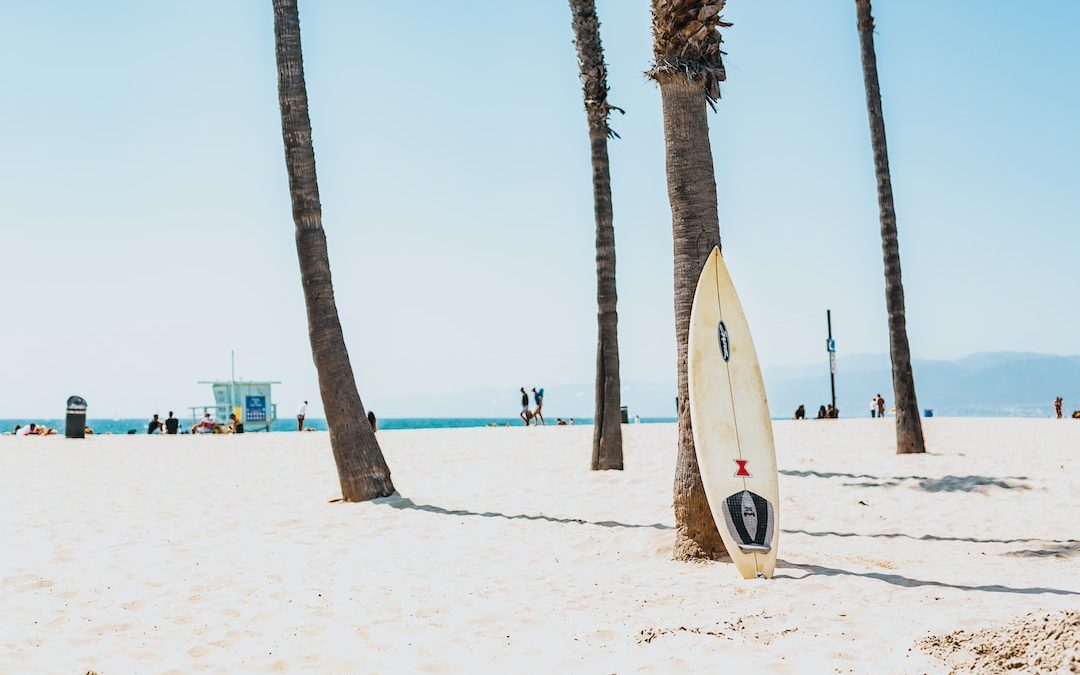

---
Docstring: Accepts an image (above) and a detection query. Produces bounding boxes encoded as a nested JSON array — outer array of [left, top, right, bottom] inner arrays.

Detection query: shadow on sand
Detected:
[[374, 494, 674, 530], [1004, 542, 1080, 559], [779, 469, 1030, 492], [775, 561, 1079, 596], [783, 528, 1078, 546]]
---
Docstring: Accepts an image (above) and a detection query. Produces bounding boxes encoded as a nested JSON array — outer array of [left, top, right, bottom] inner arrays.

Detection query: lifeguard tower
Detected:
[[189, 379, 280, 432]]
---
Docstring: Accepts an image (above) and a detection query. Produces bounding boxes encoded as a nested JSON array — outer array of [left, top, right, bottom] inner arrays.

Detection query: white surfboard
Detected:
[[688, 246, 780, 579]]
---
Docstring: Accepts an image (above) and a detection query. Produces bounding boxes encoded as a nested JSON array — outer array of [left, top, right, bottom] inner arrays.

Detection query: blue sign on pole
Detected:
[[826, 338, 836, 353]]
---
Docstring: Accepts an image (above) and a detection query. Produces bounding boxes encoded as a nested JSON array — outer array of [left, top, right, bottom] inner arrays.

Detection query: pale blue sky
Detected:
[[2, 1, 1077, 418]]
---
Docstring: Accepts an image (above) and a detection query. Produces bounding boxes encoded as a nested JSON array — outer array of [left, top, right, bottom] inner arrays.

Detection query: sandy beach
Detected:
[[2, 419, 1077, 673]]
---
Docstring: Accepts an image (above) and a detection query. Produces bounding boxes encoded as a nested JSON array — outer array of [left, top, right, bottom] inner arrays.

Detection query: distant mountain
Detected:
[[763, 351, 1080, 419], [371, 352, 1080, 419]]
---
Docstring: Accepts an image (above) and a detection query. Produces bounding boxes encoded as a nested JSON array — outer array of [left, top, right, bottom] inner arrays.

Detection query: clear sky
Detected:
[[2, 1, 1078, 419]]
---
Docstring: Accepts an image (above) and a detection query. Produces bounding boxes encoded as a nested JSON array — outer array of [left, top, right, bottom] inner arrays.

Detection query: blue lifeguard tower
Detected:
[[189, 380, 280, 432]]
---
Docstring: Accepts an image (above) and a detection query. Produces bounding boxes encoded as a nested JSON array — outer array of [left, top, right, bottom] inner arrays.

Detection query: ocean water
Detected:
[[1, 417, 678, 435]]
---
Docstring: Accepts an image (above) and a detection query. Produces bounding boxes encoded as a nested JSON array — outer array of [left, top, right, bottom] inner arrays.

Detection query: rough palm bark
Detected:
[[647, 0, 731, 560], [273, 0, 395, 499], [854, 0, 926, 455], [568, 0, 624, 471]]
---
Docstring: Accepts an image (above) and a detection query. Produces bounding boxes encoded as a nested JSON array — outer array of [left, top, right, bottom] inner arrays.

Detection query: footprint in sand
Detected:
[[19, 578, 55, 592], [2, 573, 37, 587]]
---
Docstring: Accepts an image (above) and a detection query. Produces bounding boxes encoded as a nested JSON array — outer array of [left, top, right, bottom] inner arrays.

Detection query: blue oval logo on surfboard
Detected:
[[717, 321, 731, 361]]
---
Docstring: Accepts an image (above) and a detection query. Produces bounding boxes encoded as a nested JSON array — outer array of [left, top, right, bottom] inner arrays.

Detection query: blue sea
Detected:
[[1, 417, 678, 435]]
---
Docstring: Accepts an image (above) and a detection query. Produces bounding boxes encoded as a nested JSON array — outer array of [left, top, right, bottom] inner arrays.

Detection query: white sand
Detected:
[[2, 419, 1077, 673]]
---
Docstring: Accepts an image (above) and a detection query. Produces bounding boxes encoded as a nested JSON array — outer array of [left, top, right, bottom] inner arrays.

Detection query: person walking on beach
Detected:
[[532, 387, 545, 425], [876, 394, 886, 418], [869, 397, 878, 418], [297, 400, 308, 431], [147, 414, 163, 434], [1054, 396, 1063, 419], [165, 411, 179, 435], [519, 387, 532, 426]]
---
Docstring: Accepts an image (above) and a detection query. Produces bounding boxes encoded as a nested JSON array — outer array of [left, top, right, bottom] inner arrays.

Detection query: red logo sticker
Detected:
[[734, 459, 751, 477]]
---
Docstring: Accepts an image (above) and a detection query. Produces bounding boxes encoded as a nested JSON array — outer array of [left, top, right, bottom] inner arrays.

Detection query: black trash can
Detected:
[[620, 406, 629, 424], [65, 395, 87, 439]]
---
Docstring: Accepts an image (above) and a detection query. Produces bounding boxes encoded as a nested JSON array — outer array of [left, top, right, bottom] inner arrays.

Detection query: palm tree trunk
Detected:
[[273, 0, 396, 499], [568, 0, 624, 471], [649, 0, 732, 560], [854, 0, 926, 455], [659, 78, 728, 560]]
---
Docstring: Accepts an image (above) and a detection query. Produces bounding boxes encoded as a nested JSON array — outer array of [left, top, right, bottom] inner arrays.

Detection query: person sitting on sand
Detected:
[[165, 412, 180, 435], [794, 405, 806, 420], [148, 414, 163, 434], [228, 413, 244, 434], [816, 405, 827, 419], [84, 426, 94, 435], [194, 413, 216, 434], [556, 418, 567, 425], [16, 423, 36, 436]]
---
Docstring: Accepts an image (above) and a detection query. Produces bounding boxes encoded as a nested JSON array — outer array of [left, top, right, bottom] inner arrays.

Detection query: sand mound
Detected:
[[919, 611, 1079, 673]]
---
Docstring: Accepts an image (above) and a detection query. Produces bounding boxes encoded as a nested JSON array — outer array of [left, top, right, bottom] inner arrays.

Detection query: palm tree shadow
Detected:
[[782, 528, 1078, 546], [779, 469, 1030, 491], [774, 561, 1079, 596], [373, 494, 675, 531]]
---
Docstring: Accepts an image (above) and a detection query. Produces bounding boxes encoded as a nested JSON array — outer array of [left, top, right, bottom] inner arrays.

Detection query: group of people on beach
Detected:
[[1052, 396, 1080, 419], [792, 403, 841, 419], [868, 393, 887, 418], [793, 395, 886, 420], [519, 386, 545, 426], [7, 423, 57, 436], [298, 400, 376, 433], [144, 411, 241, 435], [147, 412, 182, 434]]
